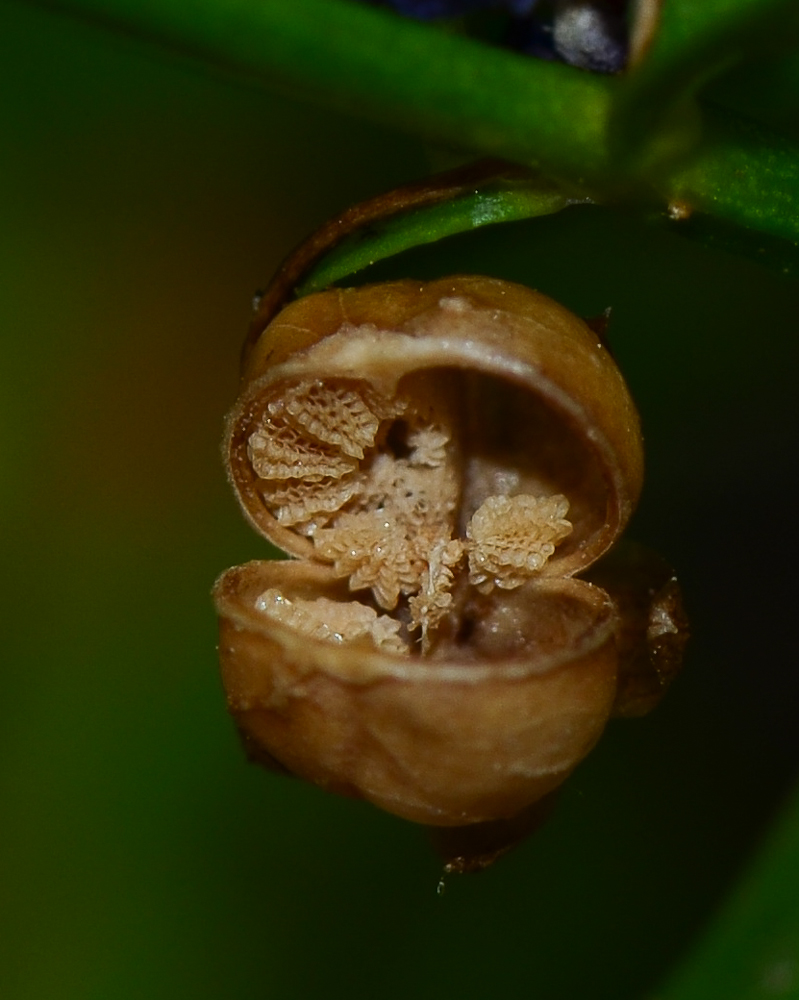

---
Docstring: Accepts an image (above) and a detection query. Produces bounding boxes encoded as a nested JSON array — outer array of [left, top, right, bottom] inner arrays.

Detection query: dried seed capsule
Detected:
[[215, 274, 667, 838]]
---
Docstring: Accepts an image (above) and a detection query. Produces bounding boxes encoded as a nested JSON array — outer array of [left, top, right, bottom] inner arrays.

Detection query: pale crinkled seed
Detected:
[[258, 473, 363, 526], [408, 539, 465, 641], [268, 380, 381, 459], [467, 494, 573, 592], [255, 588, 408, 655], [407, 423, 450, 467], [248, 419, 356, 482], [314, 509, 427, 610]]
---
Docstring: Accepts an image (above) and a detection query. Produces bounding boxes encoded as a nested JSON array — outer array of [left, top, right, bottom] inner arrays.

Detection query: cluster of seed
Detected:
[[249, 377, 573, 652]]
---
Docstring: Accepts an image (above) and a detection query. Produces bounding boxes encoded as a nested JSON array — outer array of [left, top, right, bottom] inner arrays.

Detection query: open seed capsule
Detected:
[[214, 274, 675, 833]]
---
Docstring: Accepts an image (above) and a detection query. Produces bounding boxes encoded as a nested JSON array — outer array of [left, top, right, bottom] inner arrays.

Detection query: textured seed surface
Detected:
[[255, 588, 407, 655], [467, 494, 573, 593], [247, 373, 573, 650]]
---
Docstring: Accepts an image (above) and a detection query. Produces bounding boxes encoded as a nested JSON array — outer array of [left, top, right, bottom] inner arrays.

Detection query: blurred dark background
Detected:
[[1, 2, 798, 998]]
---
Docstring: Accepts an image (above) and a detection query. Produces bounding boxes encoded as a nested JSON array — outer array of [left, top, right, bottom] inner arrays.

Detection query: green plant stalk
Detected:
[[614, 0, 799, 166], [667, 107, 799, 251], [29, 0, 799, 255], [30, 0, 615, 183]]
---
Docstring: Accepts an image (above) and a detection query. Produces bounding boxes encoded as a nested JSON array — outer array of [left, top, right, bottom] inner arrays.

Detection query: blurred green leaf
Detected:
[[659, 782, 799, 1000]]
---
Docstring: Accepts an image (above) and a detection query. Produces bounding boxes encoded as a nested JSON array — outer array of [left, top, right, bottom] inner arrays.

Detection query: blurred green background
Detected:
[[2, 2, 798, 997]]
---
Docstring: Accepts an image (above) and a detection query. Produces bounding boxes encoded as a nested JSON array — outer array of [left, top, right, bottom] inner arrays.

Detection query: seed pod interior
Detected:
[[225, 276, 642, 649], [216, 275, 652, 828]]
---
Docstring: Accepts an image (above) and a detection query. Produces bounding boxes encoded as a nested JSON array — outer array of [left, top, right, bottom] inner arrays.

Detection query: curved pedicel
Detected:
[[214, 185, 688, 871]]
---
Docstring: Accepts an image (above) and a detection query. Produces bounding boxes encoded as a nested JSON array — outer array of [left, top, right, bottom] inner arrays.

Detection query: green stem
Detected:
[[29, 0, 799, 255], [31, 0, 616, 184]]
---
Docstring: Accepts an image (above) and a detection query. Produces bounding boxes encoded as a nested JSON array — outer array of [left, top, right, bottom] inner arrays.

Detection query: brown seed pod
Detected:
[[214, 273, 686, 848]]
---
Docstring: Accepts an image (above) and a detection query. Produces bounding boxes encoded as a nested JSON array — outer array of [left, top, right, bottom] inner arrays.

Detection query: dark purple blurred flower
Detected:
[[375, 0, 538, 19], [367, 0, 629, 73]]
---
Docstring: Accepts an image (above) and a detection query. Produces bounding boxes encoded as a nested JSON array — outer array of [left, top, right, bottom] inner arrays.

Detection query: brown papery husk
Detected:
[[586, 540, 690, 718], [214, 560, 620, 827], [225, 276, 644, 579]]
